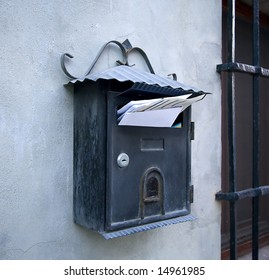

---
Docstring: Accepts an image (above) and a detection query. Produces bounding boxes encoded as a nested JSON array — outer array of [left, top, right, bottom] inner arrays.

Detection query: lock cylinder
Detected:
[[117, 153, 129, 168]]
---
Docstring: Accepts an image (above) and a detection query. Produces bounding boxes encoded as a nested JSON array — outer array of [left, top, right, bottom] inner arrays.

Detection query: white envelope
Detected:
[[118, 107, 183, 127]]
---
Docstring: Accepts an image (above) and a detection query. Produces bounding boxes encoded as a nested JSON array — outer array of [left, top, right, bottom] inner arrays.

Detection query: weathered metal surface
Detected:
[[105, 90, 192, 232], [216, 0, 267, 260], [72, 80, 193, 237], [68, 65, 204, 93], [252, 0, 260, 260], [118, 83, 207, 101], [217, 62, 269, 78], [61, 39, 155, 79], [227, 0, 237, 260], [101, 215, 196, 239], [61, 39, 207, 93], [73, 81, 107, 231], [61, 40, 128, 79], [216, 185, 269, 201]]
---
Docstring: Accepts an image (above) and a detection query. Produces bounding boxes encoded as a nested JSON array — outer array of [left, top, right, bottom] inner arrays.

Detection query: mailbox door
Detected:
[[106, 91, 191, 231]]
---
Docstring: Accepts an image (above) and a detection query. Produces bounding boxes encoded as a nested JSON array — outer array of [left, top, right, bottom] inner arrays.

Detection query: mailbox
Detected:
[[61, 40, 208, 238]]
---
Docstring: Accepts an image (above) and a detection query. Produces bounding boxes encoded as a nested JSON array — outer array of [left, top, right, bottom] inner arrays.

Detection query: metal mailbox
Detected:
[[61, 40, 208, 239]]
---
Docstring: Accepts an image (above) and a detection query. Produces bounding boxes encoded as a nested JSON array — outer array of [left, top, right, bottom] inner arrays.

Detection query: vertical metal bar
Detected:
[[252, 0, 260, 260], [227, 0, 237, 260]]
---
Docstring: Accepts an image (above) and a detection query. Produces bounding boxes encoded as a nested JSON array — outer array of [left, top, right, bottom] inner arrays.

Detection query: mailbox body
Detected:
[[73, 79, 193, 237]]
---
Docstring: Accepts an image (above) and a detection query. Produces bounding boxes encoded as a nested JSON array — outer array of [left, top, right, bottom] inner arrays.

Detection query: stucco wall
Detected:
[[0, 0, 222, 259]]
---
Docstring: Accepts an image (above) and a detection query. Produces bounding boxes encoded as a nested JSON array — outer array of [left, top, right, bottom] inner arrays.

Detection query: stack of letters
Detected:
[[117, 92, 206, 127]]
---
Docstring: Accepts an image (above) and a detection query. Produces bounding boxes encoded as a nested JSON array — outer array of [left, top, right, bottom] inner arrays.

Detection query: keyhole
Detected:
[[117, 153, 129, 168]]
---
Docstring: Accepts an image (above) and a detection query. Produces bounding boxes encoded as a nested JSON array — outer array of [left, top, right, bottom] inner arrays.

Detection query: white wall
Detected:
[[0, 0, 222, 259]]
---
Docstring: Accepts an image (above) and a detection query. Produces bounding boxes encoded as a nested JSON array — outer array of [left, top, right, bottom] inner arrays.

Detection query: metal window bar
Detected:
[[216, 0, 269, 260]]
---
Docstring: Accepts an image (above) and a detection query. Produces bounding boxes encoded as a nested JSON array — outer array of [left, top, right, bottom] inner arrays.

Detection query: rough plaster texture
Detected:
[[0, 0, 222, 259]]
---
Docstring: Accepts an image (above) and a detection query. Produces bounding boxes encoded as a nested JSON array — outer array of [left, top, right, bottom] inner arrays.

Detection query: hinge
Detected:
[[189, 185, 194, 203], [190, 122, 195, 140]]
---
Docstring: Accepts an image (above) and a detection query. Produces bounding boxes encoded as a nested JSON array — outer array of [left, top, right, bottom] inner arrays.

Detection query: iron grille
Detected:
[[216, 0, 269, 260]]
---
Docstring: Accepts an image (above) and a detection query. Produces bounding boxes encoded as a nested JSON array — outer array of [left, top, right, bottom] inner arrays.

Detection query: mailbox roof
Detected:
[[68, 65, 207, 94]]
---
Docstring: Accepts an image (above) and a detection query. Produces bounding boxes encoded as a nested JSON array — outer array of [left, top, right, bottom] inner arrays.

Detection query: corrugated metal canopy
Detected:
[[68, 65, 206, 94]]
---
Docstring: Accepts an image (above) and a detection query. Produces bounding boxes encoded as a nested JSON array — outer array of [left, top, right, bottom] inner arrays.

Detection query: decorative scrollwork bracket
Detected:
[[60, 39, 157, 80]]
